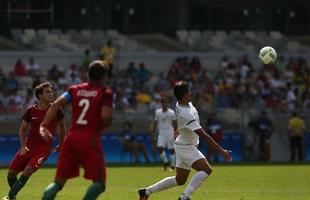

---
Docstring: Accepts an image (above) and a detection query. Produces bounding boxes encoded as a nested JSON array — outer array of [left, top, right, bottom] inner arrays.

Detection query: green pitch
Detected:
[[0, 165, 309, 200]]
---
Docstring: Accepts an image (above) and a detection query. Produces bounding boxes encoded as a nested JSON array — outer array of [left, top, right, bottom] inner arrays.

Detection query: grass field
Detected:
[[1, 164, 310, 200]]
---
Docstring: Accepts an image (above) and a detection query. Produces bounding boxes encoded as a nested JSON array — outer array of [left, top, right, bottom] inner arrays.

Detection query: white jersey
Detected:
[[175, 102, 201, 146], [155, 108, 176, 135]]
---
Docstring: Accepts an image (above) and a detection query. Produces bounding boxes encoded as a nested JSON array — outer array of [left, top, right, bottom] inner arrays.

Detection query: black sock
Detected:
[[7, 176, 17, 188], [8, 175, 29, 198]]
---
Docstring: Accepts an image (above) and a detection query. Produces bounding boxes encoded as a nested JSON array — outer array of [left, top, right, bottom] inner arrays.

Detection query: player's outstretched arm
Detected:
[[40, 96, 67, 141], [51, 118, 66, 153], [194, 128, 232, 161]]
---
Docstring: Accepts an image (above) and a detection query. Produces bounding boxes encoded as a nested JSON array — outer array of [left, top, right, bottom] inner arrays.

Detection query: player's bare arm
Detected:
[[51, 118, 66, 153], [19, 120, 30, 155], [152, 120, 157, 136], [172, 120, 178, 139], [40, 96, 67, 141], [101, 105, 112, 129], [194, 128, 232, 161]]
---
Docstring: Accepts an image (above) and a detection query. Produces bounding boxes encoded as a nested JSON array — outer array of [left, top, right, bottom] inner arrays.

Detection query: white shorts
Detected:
[[157, 134, 174, 149], [174, 144, 205, 170]]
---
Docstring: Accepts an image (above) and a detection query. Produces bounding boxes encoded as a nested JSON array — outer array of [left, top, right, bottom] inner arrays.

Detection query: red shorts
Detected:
[[56, 134, 106, 183], [9, 149, 49, 172]]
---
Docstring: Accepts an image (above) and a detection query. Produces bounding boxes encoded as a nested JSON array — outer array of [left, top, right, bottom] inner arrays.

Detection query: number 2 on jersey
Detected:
[[77, 98, 90, 125]]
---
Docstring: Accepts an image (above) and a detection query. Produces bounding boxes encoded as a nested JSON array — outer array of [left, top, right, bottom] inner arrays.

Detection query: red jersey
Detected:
[[23, 104, 64, 151], [67, 82, 113, 136]]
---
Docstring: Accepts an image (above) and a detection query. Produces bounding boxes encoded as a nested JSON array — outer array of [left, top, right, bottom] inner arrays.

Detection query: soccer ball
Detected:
[[259, 46, 277, 64]]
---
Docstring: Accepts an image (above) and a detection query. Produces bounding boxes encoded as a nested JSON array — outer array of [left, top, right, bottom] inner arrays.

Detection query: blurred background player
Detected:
[[152, 97, 177, 170], [40, 60, 113, 200], [139, 81, 232, 200], [2, 82, 66, 200]]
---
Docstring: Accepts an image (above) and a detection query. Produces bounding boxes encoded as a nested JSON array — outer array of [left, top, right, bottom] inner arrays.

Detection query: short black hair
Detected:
[[173, 81, 189, 101], [88, 60, 109, 81], [35, 82, 52, 100]]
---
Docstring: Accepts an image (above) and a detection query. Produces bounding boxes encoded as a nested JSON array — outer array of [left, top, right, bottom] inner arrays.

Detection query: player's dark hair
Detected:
[[35, 82, 52, 100], [173, 81, 189, 101], [88, 60, 109, 81]]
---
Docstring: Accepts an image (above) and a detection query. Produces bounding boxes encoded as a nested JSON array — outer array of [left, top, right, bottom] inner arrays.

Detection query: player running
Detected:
[[152, 97, 177, 171], [2, 82, 66, 200], [40, 60, 113, 200], [139, 81, 232, 200]]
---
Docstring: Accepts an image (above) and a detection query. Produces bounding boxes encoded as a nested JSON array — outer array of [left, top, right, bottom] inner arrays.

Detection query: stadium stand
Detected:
[[176, 30, 310, 54], [10, 29, 153, 52]]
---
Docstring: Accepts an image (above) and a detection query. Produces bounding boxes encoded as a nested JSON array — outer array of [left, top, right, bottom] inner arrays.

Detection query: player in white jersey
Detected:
[[139, 81, 232, 200], [152, 97, 177, 171]]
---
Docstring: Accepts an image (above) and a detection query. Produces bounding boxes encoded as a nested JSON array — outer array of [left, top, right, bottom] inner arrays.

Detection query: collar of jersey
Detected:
[[178, 103, 190, 108]]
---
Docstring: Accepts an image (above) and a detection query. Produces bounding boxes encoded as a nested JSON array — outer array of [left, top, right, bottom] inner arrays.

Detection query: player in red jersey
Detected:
[[40, 60, 113, 200], [2, 82, 66, 200]]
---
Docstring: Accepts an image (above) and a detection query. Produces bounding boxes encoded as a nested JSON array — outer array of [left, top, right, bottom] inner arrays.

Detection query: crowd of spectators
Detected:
[[0, 51, 310, 116], [164, 54, 310, 114]]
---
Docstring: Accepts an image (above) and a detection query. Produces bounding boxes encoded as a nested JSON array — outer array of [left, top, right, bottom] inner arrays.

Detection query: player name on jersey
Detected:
[[76, 90, 98, 97]]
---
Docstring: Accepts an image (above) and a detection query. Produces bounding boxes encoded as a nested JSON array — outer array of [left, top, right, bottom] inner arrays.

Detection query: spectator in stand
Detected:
[[114, 89, 130, 111], [190, 56, 201, 73], [301, 82, 310, 112], [26, 57, 40, 76], [135, 62, 151, 85], [32, 75, 41, 88], [119, 121, 149, 163], [287, 57, 297, 73], [68, 72, 81, 85], [0, 67, 6, 89], [82, 49, 92, 70], [206, 112, 223, 162], [288, 112, 306, 162], [101, 40, 116, 77], [154, 73, 170, 93], [47, 64, 62, 82], [14, 59, 26, 77], [252, 110, 273, 161], [8, 90, 23, 113], [276, 55, 286, 73], [65, 64, 78, 81], [136, 88, 152, 104], [5, 72, 19, 92], [286, 83, 296, 112], [0, 89, 6, 113], [23, 89, 36, 110]]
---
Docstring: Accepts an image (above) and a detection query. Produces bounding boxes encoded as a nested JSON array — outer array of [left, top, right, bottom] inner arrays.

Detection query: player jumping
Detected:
[[40, 60, 113, 200], [2, 82, 66, 200]]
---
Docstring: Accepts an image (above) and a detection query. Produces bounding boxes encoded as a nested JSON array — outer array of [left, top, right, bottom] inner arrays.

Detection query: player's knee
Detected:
[[94, 182, 106, 193], [8, 170, 17, 178], [176, 177, 187, 185], [204, 167, 212, 175]]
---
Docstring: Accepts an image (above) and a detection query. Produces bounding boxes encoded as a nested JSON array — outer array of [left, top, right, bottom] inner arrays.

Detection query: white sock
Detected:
[[160, 152, 168, 163], [145, 176, 177, 195], [183, 171, 208, 197], [170, 154, 176, 167]]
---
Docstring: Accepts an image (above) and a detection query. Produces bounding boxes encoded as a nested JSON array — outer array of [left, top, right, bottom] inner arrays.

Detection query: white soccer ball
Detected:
[[259, 46, 277, 64]]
